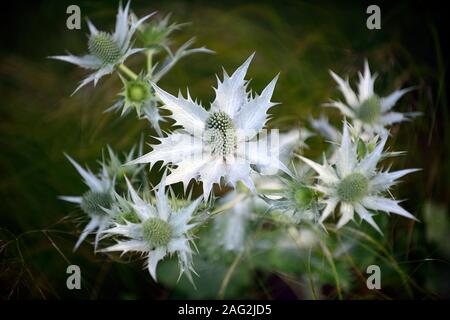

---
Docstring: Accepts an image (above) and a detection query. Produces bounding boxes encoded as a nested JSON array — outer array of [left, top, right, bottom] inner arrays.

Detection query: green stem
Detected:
[[319, 240, 343, 300], [307, 248, 319, 300], [217, 250, 245, 299], [118, 64, 138, 80]]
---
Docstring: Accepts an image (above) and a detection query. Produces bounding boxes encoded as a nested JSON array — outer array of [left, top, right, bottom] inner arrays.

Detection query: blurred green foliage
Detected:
[[0, 0, 449, 299]]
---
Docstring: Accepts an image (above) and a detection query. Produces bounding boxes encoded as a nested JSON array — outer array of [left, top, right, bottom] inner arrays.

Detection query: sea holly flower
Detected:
[[106, 74, 165, 135], [263, 174, 321, 224], [128, 54, 291, 198], [112, 73, 152, 116], [50, 2, 152, 93], [59, 155, 115, 251], [299, 123, 419, 232], [101, 176, 202, 282], [132, 12, 213, 82], [326, 60, 419, 136], [135, 13, 187, 51], [261, 156, 322, 225]]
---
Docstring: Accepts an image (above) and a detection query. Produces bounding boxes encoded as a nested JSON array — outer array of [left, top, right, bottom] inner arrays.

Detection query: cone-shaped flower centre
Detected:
[[294, 186, 314, 208], [81, 191, 113, 216], [126, 81, 149, 103], [337, 173, 369, 203], [140, 23, 169, 47], [88, 32, 121, 64], [142, 218, 172, 247], [204, 111, 236, 156], [357, 95, 381, 124]]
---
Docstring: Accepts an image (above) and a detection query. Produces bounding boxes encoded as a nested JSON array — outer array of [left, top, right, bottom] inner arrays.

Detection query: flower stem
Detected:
[[118, 64, 138, 80], [218, 249, 244, 299]]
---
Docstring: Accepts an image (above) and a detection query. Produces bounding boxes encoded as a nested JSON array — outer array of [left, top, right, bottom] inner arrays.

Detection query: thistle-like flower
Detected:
[[135, 13, 186, 51], [327, 61, 419, 136], [106, 74, 165, 135], [59, 155, 115, 251], [263, 174, 320, 224], [133, 12, 213, 84], [50, 2, 152, 93], [109, 74, 152, 116], [128, 54, 290, 198], [299, 123, 419, 232], [101, 176, 202, 282]]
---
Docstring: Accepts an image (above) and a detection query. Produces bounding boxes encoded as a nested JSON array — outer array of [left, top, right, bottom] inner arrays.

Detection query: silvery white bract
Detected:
[[59, 155, 115, 251], [149, 38, 214, 84], [213, 190, 268, 252], [309, 115, 340, 143], [213, 191, 258, 252], [299, 123, 419, 232], [128, 54, 291, 198], [278, 128, 314, 162], [50, 2, 152, 93], [326, 61, 419, 136], [102, 191, 140, 225], [101, 176, 202, 282]]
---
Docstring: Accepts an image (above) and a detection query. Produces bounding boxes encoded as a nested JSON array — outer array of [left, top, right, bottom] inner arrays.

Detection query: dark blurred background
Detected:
[[0, 0, 449, 299]]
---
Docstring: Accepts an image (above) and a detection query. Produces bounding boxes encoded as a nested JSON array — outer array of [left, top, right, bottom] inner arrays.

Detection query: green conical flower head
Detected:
[[140, 24, 168, 47], [357, 95, 381, 124], [137, 15, 180, 49], [81, 190, 113, 216], [337, 173, 369, 203], [126, 80, 149, 103], [294, 186, 314, 209], [142, 218, 172, 247], [205, 111, 236, 156], [88, 32, 121, 64]]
